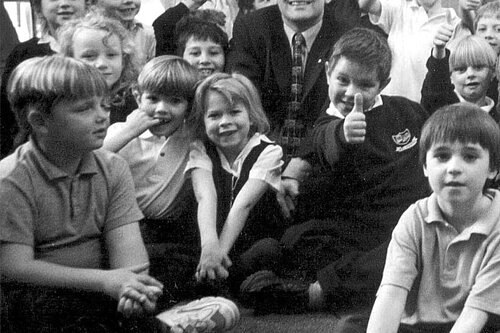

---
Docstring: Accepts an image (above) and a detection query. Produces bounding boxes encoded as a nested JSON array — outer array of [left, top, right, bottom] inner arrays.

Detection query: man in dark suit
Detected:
[[226, 0, 350, 215]]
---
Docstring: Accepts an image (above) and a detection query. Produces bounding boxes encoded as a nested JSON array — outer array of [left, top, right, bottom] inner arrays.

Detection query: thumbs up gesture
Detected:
[[433, 9, 454, 52], [343, 93, 366, 144]]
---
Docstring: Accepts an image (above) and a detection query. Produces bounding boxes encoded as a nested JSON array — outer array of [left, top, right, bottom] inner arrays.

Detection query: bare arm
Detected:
[[219, 179, 268, 254], [191, 168, 230, 281], [367, 284, 408, 333], [358, 0, 381, 17], [450, 306, 489, 333]]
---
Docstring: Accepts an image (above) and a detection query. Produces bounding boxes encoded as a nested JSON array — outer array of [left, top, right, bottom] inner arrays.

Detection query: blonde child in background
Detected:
[[358, 0, 470, 102], [96, 0, 155, 67], [0, 0, 87, 157], [58, 12, 139, 123], [421, 35, 499, 118], [186, 73, 285, 292]]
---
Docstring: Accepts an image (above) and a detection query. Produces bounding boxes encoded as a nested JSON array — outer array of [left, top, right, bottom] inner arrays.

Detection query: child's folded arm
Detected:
[[0, 242, 158, 304], [367, 284, 408, 333], [219, 179, 268, 254]]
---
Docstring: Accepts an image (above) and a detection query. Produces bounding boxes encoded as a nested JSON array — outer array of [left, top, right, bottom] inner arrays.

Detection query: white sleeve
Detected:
[[184, 140, 213, 174], [370, 0, 398, 34], [248, 143, 283, 192]]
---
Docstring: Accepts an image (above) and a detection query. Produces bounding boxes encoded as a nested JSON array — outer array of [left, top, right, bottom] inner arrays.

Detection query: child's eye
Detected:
[[337, 76, 349, 85], [209, 50, 222, 56], [145, 94, 158, 102], [434, 152, 450, 161], [455, 67, 467, 73], [80, 53, 96, 60], [189, 51, 201, 57], [207, 113, 220, 119], [463, 153, 479, 162], [168, 96, 184, 104]]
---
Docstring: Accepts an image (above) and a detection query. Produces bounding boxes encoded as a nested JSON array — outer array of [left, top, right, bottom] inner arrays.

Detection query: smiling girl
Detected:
[[186, 73, 285, 288]]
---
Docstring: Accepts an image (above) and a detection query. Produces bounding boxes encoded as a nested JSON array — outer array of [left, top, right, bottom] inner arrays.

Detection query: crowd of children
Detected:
[[3, 0, 500, 332]]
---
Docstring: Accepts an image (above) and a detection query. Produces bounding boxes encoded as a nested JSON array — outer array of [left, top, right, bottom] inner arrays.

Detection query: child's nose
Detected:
[[155, 101, 169, 115], [219, 113, 231, 126], [447, 156, 463, 174], [58, 0, 71, 7], [95, 56, 108, 69], [345, 84, 361, 97], [199, 51, 210, 64]]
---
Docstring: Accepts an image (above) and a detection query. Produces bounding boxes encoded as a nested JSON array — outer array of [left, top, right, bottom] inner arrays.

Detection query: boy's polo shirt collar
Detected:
[[325, 95, 383, 118], [454, 90, 495, 113], [28, 139, 99, 180], [424, 190, 500, 238]]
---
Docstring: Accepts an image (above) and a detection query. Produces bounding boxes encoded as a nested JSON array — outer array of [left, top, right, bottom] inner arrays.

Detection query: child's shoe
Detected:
[[156, 296, 240, 332], [239, 270, 310, 315]]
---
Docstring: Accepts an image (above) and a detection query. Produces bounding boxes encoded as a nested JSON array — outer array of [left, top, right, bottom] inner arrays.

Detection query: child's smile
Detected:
[[204, 91, 251, 162]]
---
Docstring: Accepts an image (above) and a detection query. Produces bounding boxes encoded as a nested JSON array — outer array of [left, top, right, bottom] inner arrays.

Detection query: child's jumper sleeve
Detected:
[[312, 113, 348, 167], [420, 49, 458, 114]]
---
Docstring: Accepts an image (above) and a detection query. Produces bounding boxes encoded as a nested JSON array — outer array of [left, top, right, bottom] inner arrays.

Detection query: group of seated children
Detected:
[[3, 0, 500, 333]]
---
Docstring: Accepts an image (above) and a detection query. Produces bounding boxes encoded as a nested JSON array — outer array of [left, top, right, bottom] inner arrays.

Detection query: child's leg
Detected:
[[2, 283, 121, 333]]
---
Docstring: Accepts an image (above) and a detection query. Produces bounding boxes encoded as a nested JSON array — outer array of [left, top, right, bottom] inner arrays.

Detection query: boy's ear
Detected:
[[325, 62, 331, 85], [379, 77, 391, 93], [422, 163, 428, 178], [27, 109, 49, 135], [488, 168, 498, 180], [133, 90, 142, 106]]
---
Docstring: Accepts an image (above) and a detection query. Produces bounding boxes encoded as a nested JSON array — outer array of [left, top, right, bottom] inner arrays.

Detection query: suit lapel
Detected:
[[302, 13, 338, 101], [269, 11, 292, 96]]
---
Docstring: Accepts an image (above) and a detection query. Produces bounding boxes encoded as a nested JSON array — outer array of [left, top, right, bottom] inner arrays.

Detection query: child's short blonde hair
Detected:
[[189, 73, 270, 140], [58, 10, 139, 92], [449, 35, 497, 73], [474, 0, 500, 31], [7, 55, 108, 133], [134, 55, 200, 111]]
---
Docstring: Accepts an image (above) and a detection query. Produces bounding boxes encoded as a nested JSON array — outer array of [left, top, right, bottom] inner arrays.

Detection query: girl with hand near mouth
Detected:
[[421, 33, 499, 121], [59, 11, 140, 124], [186, 73, 285, 293]]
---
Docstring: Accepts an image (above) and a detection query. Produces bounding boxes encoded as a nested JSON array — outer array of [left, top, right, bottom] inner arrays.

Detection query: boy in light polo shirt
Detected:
[[365, 103, 500, 333]]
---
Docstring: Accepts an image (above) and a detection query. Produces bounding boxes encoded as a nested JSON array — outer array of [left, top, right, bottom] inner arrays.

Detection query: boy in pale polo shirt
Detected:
[[363, 103, 500, 333]]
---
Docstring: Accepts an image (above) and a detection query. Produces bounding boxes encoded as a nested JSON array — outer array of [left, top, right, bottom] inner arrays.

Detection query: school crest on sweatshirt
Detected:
[[392, 129, 417, 152]]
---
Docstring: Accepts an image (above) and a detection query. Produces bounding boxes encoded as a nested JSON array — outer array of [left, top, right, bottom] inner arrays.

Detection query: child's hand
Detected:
[[124, 108, 161, 137], [459, 0, 481, 11], [102, 263, 163, 312], [343, 93, 366, 144], [196, 241, 232, 282], [118, 285, 162, 318], [433, 10, 453, 57], [277, 178, 300, 219]]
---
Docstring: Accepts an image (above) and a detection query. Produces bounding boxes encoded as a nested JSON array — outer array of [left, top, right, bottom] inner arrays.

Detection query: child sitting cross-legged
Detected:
[[102, 55, 202, 302], [0, 55, 240, 333], [0, 55, 162, 333], [359, 103, 500, 333], [185, 73, 286, 294], [421, 31, 499, 119]]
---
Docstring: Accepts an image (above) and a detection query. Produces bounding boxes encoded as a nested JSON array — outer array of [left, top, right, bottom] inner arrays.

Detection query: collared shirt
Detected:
[[325, 94, 383, 118], [455, 91, 495, 113], [106, 123, 190, 219], [381, 189, 500, 324], [37, 32, 60, 53], [283, 18, 323, 66], [0, 140, 143, 268], [129, 19, 156, 67], [185, 133, 283, 192]]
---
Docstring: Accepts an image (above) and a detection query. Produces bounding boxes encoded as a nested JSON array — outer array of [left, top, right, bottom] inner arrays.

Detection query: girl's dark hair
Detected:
[[419, 102, 500, 171]]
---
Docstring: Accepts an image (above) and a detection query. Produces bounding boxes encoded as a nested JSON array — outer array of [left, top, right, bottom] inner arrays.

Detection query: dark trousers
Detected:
[[280, 218, 390, 310], [1, 284, 165, 333]]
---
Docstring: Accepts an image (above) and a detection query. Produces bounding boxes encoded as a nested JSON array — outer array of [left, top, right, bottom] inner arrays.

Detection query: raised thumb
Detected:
[[353, 93, 364, 113], [446, 8, 452, 25]]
